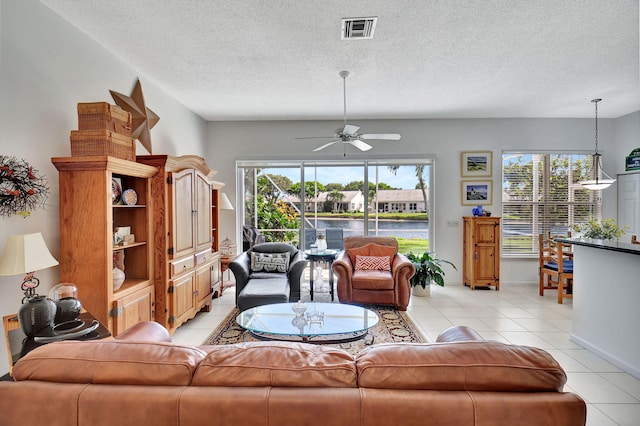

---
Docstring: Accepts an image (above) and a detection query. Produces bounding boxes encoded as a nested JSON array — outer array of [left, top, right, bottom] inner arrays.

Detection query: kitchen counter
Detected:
[[555, 237, 640, 256], [557, 238, 640, 379]]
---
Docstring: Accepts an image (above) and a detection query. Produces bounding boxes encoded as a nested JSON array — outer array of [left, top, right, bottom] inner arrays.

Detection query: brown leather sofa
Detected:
[[332, 236, 415, 310], [0, 322, 585, 426]]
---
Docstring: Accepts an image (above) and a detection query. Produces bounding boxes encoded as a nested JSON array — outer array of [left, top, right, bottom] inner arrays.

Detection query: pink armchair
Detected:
[[331, 236, 415, 311]]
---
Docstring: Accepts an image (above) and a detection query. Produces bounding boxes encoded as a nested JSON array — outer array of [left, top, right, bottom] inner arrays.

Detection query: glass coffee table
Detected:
[[236, 302, 379, 343]]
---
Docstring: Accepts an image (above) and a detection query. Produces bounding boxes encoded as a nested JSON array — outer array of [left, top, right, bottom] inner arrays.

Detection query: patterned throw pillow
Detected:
[[355, 255, 391, 271], [251, 252, 290, 273]]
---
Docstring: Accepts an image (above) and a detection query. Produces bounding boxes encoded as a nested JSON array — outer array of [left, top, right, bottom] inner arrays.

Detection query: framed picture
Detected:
[[461, 151, 492, 177], [111, 177, 123, 204], [461, 180, 492, 205]]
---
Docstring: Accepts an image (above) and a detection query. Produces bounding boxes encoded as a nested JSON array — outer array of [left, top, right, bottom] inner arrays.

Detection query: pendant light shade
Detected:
[[580, 99, 615, 190]]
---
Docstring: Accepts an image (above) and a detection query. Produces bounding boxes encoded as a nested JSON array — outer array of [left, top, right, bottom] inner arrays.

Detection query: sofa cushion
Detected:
[[356, 341, 567, 392], [351, 269, 395, 290], [347, 243, 396, 265], [355, 255, 391, 271], [251, 251, 290, 273], [11, 340, 207, 386], [194, 342, 357, 387]]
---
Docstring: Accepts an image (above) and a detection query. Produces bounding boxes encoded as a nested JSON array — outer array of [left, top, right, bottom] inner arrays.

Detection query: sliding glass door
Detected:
[[237, 159, 433, 254]]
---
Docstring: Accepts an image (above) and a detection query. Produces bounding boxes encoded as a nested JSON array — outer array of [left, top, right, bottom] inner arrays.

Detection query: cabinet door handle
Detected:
[[474, 252, 478, 260]]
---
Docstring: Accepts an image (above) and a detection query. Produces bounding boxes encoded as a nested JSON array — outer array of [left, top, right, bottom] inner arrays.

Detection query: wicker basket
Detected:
[[70, 130, 135, 161], [77, 102, 132, 136]]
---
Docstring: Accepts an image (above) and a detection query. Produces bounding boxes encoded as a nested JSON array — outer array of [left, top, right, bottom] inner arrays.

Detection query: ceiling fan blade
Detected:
[[295, 136, 337, 140], [348, 139, 373, 151], [359, 133, 402, 140], [313, 140, 340, 152], [343, 124, 360, 135]]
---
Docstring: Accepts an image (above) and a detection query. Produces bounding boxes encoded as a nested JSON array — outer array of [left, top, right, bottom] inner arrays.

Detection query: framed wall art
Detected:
[[461, 151, 492, 177], [461, 180, 492, 205], [111, 177, 122, 204]]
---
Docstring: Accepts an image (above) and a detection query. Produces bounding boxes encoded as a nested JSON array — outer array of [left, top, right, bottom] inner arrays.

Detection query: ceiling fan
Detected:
[[296, 70, 401, 153]]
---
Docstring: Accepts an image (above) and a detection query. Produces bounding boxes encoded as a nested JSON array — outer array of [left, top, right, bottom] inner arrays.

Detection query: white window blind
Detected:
[[501, 152, 602, 256]]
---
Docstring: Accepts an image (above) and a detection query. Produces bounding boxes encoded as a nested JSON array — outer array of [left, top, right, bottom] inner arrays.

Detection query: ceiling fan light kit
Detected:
[[297, 70, 401, 154], [579, 98, 615, 190]]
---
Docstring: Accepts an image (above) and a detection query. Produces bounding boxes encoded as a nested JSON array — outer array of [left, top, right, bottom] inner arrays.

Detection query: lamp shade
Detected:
[[580, 179, 615, 191], [219, 193, 234, 210], [0, 233, 59, 276]]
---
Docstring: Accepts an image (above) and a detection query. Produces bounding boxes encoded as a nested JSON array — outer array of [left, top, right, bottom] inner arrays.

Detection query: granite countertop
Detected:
[[556, 238, 640, 256]]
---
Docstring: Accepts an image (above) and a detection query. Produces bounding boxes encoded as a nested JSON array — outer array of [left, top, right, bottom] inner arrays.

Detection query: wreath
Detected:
[[0, 156, 49, 218]]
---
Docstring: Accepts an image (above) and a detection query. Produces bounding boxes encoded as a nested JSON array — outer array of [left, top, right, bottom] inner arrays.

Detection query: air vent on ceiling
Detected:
[[341, 17, 377, 40]]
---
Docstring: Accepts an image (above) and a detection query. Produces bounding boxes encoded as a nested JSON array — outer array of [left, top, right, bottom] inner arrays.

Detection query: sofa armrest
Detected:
[[115, 321, 172, 343], [287, 251, 307, 301], [436, 325, 484, 343], [332, 251, 354, 302], [229, 252, 251, 299], [390, 253, 415, 310], [391, 253, 415, 278]]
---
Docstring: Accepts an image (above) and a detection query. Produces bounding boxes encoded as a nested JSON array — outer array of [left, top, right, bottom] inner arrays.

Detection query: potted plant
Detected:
[[573, 216, 626, 241], [406, 252, 457, 296]]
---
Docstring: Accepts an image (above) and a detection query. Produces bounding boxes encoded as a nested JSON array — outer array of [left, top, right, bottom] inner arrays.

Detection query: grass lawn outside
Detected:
[[397, 238, 429, 255]]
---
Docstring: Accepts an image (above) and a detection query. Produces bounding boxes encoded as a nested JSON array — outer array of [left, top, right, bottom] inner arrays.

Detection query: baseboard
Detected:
[[570, 333, 640, 380]]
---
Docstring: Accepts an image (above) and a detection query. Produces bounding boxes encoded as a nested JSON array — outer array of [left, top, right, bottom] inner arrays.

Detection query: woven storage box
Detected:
[[70, 130, 135, 161], [77, 102, 132, 136]]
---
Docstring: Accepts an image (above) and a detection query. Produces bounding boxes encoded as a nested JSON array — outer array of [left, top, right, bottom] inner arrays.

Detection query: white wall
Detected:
[[0, 0, 208, 374], [206, 116, 629, 287]]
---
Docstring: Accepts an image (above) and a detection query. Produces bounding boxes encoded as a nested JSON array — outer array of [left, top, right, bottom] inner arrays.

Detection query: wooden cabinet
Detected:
[[113, 285, 155, 335], [137, 155, 223, 333], [52, 156, 158, 336], [463, 216, 500, 290], [211, 188, 220, 252]]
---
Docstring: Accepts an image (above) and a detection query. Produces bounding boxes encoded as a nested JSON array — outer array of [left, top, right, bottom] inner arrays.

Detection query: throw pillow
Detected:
[[347, 243, 397, 265], [347, 245, 371, 265], [355, 255, 391, 271], [251, 252, 290, 273], [368, 243, 397, 264]]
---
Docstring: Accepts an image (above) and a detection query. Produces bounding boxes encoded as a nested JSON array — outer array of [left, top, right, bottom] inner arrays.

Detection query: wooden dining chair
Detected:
[[538, 234, 574, 304]]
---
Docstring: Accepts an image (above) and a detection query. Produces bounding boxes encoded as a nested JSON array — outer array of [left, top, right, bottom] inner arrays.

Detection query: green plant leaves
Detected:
[[406, 252, 456, 288]]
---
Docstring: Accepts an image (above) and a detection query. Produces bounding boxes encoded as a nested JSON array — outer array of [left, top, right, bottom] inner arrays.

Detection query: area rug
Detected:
[[202, 304, 427, 356]]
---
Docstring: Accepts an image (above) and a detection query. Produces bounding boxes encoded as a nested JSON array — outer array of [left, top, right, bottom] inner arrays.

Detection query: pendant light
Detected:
[[579, 98, 615, 190]]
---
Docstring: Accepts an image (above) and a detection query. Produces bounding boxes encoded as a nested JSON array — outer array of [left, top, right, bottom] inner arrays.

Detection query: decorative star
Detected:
[[110, 78, 160, 154]]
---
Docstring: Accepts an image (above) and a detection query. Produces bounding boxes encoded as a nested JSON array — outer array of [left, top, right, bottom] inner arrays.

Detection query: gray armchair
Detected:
[[229, 242, 307, 311]]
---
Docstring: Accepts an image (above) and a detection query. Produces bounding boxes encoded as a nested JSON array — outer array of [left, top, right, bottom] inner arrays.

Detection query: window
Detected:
[[237, 159, 433, 253], [501, 152, 602, 256]]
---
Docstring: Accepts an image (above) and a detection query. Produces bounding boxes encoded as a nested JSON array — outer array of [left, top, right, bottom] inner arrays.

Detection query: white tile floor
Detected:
[[172, 280, 640, 426]]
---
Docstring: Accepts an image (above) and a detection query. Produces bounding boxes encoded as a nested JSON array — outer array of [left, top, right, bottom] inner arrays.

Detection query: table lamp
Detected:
[[219, 193, 237, 256], [219, 192, 234, 211], [0, 233, 59, 336]]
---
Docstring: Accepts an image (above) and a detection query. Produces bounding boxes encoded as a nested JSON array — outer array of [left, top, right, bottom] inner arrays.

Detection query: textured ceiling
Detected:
[[41, 0, 639, 120]]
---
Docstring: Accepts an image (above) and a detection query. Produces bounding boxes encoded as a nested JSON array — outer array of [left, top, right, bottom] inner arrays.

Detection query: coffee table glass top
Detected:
[[236, 302, 379, 340], [304, 249, 338, 259]]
